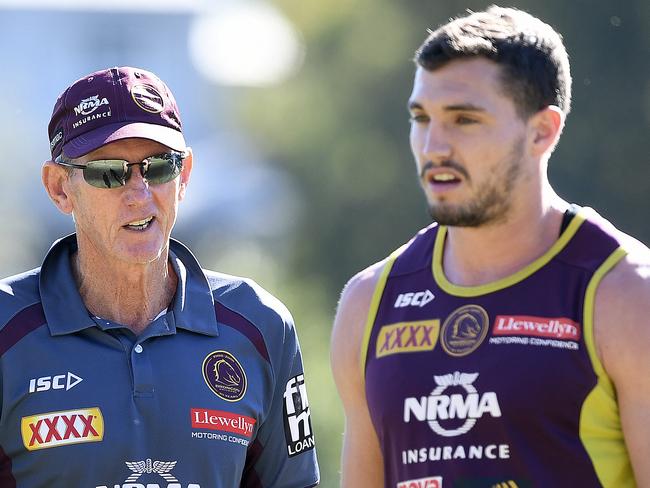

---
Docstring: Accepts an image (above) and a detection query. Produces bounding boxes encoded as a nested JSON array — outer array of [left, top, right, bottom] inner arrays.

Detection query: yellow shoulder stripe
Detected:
[[583, 246, 627, 378], [580, 246, 633, 487], [359, 244, 408, 379]]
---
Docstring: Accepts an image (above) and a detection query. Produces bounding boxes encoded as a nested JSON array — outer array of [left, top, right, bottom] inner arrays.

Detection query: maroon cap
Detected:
[[48, 66, 186, 159]]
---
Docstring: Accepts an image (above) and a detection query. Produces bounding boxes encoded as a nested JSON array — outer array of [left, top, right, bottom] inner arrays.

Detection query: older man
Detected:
[[0, 66, 319, 487]]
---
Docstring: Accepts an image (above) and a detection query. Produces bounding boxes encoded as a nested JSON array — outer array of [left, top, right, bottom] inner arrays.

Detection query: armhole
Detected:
[[359, 244, 407, 384], [583, 247, 627, 378], [580, 246, 634, 487]]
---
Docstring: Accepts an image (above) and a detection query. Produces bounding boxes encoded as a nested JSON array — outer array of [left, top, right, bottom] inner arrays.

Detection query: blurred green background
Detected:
[[0, 0, 648, 486]]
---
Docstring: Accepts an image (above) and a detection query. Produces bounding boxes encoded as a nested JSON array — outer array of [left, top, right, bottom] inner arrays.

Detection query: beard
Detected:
[[424, 137, 524, 227]]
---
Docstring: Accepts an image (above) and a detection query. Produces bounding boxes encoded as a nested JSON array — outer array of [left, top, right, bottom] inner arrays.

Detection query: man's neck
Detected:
[[441, 196, 570, 287], [71, 248, 177, 335]]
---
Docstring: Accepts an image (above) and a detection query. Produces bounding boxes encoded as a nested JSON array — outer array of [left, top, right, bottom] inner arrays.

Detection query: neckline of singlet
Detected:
[[431, 206, 587, 297]]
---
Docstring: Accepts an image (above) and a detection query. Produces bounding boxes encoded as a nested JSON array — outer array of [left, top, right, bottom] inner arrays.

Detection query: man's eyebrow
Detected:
[[407, 101, 423, 111], [407, 101, 487, 112], [444, 103, 486, 112]]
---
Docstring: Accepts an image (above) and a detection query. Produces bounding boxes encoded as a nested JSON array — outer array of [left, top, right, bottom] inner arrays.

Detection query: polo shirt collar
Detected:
[[40, 234, 219, 337]]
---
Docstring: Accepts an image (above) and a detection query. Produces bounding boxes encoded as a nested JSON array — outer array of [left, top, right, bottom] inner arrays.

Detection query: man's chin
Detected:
[[428, 204, 489, 227], [118, 243, 167, 266]]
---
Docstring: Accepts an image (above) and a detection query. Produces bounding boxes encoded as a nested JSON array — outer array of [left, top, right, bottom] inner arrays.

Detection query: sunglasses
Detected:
[[55, 151, 186, 189]]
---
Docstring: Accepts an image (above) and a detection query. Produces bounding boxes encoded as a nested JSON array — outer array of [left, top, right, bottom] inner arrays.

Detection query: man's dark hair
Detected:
[[415, 5, 572, 119]]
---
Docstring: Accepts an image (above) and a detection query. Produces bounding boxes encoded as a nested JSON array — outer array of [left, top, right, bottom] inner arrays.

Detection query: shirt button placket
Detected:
[[132, 342, 154, 398]]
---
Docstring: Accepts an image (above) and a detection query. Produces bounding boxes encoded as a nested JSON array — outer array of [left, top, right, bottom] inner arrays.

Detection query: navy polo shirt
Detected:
[[0, 234, 319, 487]]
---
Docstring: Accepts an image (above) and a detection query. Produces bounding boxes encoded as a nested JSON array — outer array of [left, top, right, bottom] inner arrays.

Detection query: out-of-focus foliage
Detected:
[[0, 2, 646, 487], [232, 0, 649, 485]]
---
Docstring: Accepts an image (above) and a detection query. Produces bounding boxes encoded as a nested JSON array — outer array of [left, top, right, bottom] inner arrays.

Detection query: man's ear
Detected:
[[178, 147, 193, 201], [527, 105, 565, 158], [42, 161, 75, 215]]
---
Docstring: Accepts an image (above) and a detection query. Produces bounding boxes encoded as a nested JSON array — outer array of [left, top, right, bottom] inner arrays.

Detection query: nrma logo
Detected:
[[73, 95, 109, 116], [403, 372, 501, 437], [95, 459, 200, 488]]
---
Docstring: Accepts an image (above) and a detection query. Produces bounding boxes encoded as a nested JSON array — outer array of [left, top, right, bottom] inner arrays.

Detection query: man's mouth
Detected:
[[430, 172, 461, 183], [427, 172, 462, 185], [124, 216, 154, 231]]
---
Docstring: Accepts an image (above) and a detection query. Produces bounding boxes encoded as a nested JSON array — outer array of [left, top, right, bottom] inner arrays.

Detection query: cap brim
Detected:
[[63, 121, 186, 158]]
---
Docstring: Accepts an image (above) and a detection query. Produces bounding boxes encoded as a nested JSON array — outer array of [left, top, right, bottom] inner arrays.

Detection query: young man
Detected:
[[0, 67, 319, 487], [332, 6, 650, 487]]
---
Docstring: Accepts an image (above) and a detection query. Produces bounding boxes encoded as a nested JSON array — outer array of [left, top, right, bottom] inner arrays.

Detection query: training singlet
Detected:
[[362, 207, 633, 488]]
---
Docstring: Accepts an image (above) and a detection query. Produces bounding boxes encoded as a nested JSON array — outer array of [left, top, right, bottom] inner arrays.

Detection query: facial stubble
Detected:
[[425, 137, 524, 227]]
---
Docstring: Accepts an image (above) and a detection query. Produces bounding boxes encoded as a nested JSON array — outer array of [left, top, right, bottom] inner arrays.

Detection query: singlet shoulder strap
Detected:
[[359, 244, 408, 379]]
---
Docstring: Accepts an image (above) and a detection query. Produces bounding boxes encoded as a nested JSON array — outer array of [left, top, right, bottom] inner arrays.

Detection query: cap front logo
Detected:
[[73, 95, 109, 116], [202, 350, 247, 402], [131, 84, 164, 113]]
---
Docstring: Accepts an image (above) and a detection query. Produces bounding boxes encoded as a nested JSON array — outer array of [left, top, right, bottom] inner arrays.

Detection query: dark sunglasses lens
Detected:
[[83, 161, 127, 189], [143, 155, 183, 184]]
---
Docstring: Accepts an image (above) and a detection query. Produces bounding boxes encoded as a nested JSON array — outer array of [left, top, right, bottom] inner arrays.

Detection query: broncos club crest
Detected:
[[202, 350, 247, 401]]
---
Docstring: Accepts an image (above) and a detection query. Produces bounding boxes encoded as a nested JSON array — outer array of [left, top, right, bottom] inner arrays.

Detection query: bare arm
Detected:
[[595, 241, 650, 485], [330, 262, 386, 487]]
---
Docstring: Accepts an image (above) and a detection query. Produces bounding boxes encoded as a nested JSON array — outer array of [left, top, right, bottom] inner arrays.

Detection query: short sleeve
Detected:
[[240, 313, 320, 488]]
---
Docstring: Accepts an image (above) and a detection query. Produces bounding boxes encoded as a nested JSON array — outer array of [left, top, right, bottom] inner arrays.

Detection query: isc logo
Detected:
[[394, 290, 435, 308], [29, 372, 83, 393]]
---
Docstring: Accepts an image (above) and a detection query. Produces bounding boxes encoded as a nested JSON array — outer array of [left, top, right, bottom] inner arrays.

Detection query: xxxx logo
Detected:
[[21, 407, 104, 450], [376, 320, 440, 358]]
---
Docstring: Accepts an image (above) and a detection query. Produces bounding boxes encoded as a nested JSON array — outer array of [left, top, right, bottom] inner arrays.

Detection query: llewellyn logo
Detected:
[[403, 372, 501, 437], [95, 459, 201, 488], [73, 95, 109, 116], [191, 408, 256, 438], [376, 320, 440, 358], [492, 315, 581, 340]]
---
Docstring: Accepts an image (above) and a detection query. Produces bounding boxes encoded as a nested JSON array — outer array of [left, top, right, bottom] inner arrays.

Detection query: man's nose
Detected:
[[423, 125, 452, 162], [123, 163, 151, 203]]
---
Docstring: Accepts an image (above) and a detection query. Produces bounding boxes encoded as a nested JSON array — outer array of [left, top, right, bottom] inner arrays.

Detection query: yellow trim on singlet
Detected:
[[432, 208, 588, 297], [583, 247, 627, 378], [359, 245, 407, 377], [580, 247, 635, 487]]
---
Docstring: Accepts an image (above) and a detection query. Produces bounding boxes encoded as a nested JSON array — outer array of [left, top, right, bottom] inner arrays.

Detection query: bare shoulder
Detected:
[[330, 259, 388, 403], [594, 232, 650, 380], [331, 259, 389, 487], [331, 260, 387, 364]]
